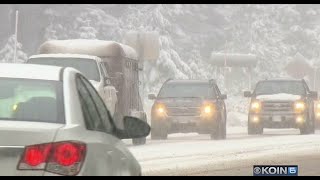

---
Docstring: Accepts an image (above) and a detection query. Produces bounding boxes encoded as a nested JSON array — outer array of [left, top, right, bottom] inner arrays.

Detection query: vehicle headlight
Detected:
[[294, 101, 305, 112], [315, 102, 320, 118], [250, 100, 261, 112], [154, 103, 167, 116], [201, 103, 216, 116], [204, 106, 212, 114]]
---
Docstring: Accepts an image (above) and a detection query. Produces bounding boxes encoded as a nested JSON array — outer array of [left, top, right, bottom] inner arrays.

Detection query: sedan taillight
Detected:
[[17, 141, 86, 176]]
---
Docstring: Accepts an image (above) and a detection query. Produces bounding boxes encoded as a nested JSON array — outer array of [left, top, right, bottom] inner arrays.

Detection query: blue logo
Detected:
[[253, 165, 298, 176]]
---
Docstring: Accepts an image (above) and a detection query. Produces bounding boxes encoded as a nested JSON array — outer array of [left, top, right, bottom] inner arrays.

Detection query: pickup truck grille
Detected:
[[262, 101, 294, 113], [167, 107, 200, 116]]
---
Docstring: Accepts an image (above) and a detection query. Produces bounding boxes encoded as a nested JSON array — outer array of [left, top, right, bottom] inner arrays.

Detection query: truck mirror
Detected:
[[148, 94, 156, 100], [244, 91, 252, 97], [220, 94, 227, 100], [309, 91, 318, 99]]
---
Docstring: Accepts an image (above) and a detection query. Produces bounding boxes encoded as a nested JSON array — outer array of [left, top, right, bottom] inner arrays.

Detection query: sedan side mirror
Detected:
[[115, 116, 150, 139], [148, 94, 157, 100], [309, 91, 318, 99], [244, 91, 252, 98], [220, 94, 227, 100]]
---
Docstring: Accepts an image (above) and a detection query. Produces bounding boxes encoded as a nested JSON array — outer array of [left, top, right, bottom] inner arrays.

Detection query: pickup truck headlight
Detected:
[[250, 100, 261, 113], [294, 101, 305, 113], [315, 102, 320, 118], [201, 103, 216, 117]]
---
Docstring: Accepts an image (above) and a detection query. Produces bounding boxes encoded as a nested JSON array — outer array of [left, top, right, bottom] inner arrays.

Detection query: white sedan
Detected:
[[0, 63, 150, 176]]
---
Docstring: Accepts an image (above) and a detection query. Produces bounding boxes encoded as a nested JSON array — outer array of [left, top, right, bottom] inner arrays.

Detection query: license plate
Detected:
[[173, 117, 190, 123], [273, 116, 282, 122]]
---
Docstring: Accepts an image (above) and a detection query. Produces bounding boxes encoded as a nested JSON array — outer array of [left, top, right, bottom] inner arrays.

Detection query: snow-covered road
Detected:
[[126, 127, 320, 176]]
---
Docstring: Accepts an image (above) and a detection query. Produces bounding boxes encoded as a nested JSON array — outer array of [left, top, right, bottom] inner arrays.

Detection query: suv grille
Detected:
[[262, 101, 294, 113], [167, 107, 200, 116]]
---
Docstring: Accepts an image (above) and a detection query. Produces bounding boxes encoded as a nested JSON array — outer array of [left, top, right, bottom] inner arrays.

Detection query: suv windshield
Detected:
[[158, 82, 215, 98], [0, 78, 64, 124], [254, 81, 306, 96], [28, 57, 100, 81]]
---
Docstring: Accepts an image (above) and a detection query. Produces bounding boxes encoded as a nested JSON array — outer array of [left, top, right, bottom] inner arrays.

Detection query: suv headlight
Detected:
[[201, 103, 216, 117], [154, 103, 167, 116], [294, 101, 305, 113], [250, 100, 261, 113]]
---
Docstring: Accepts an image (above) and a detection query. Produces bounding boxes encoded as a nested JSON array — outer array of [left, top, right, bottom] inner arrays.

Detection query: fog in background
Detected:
[[1, 4, 319, 122]]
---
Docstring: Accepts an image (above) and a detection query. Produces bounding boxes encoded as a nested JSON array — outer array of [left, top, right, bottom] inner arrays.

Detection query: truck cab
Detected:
[[27, 54, 118, 117], [28, 39, 159, 145], [244, 79, 318, 135]]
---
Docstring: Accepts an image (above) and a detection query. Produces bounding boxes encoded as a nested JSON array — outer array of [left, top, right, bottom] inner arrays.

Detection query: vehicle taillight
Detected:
[[18, 141, 86, 176], [22, 143, 52, 169]]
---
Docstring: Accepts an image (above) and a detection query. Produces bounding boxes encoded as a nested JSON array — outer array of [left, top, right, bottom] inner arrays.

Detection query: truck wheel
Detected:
[[310, 115, 316, 134], [300, 115, 315, 135], [151, 124, 168, 140], [132, 137, 146, 145], [132, 112, 148, 145], [211, 113, 226, 140], [210, 122, 223, 140], [248, 123, 263, 135]]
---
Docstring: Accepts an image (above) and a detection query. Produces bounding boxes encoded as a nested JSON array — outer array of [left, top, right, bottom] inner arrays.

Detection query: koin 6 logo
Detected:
[[253, 166, 298, 176]]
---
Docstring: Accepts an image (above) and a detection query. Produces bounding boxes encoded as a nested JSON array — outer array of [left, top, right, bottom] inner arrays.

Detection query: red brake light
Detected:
[[54, 143, 81, 166], [18, 141, 86, 176], [24, 144, 51, 166]]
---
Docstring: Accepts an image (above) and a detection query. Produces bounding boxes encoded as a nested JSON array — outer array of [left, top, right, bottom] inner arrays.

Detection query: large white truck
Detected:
[[28, 54, 118, 117], [28, 33, 159, 145]]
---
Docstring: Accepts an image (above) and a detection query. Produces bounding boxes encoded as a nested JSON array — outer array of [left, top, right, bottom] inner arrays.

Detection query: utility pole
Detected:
[[224, 41, 228, 92], [137, 33, 145, 110], [314, 67, 318, 91], [13, 10, 19, 63]]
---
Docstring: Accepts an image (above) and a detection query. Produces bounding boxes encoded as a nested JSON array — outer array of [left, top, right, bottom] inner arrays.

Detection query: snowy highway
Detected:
[[126, 127, 320, 176]]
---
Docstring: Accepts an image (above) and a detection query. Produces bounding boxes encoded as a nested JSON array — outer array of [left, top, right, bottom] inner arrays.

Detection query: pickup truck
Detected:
[[244, 79, 317, 135]]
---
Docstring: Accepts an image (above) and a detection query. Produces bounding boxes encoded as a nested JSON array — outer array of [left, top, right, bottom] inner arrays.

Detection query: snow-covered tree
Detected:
[[0, 35, 28, 63]]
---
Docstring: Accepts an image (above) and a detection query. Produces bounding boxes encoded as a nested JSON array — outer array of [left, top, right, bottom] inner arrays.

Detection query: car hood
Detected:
[[256, 93, 302, 101], [155, 97, 214, 107]]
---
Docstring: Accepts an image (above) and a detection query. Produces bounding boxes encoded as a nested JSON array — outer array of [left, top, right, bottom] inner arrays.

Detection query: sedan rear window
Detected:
[[0, 78, 65, 124]]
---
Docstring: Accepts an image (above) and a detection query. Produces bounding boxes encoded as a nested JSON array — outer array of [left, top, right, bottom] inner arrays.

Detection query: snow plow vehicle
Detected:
[[27, 36, 159, 145], [244, 79, 318, 135], [148, 79, 227, 140]]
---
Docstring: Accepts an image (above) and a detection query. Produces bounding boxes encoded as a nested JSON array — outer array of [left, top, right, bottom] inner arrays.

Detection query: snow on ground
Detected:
[[127, 128, 320, 175], [131, 96, 320, 175], [227, 111, 247, 127]]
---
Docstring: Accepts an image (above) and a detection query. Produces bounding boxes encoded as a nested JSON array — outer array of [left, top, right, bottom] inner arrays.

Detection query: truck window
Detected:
[[158, 83, 216, 99], [28, 57, 100, 82], [102, 57, 122, 77], [254, 81, 306, 96]]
